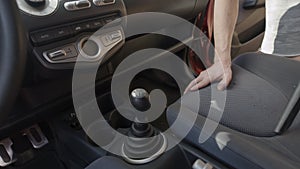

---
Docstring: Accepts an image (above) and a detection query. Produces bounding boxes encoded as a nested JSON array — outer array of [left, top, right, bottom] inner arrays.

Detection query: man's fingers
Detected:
[[184, 72, 206, 94], [184, 64, 233, 93], [190, 78, 210, 91], [184, 79, 197, 94]]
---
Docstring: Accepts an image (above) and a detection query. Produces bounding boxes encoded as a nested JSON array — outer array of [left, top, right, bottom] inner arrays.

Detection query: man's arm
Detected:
[[185, 0, 239, 93]]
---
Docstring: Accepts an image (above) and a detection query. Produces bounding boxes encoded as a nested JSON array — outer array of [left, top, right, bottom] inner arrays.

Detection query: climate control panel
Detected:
[[30, 13, 124, 69], [17, 0, 126, 70]]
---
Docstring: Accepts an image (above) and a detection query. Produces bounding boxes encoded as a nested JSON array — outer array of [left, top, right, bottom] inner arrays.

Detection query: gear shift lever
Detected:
[[130, 88, 151, 112], [129, 88, 153, 137], [122, 88, 167, 164]]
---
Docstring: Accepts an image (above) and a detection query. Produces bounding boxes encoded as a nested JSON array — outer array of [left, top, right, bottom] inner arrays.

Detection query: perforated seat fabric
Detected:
[[173, 54, 299, 137], [167, 53, 300, 169], [233, 53, 300, 99], [179, 64, 289, 137]]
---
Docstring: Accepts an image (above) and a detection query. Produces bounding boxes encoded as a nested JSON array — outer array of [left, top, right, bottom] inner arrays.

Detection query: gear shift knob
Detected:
[[130, 88, 151, 112]]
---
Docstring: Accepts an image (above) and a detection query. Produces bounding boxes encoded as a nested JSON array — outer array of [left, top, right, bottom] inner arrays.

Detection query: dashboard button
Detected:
[[48, 50, 67, 59], [73, 22, 92, 34], [31, 31, 55, 44], [64, 1, 76, 11], [101, 31, 122, 46], [45, 45, 78, 62], [73, 25, 84, 34], [80, 22, 92, 31], [93, 0, 115, 6], [75, 0, 91, 8], [53, 27, 72, 39], [64, 0, 91, 11], [110, 32, 121, 40], [90, 20, 104, 29]]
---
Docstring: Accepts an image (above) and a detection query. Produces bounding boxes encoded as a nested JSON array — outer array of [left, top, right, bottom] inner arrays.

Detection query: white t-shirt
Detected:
[[261, 0, 300, 57]]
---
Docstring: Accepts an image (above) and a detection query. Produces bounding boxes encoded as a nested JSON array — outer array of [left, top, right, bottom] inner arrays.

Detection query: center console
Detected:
[[17, 0, 127, 70]]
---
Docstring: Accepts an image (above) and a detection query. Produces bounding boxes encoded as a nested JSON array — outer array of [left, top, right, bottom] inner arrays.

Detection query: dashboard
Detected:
[[16, 0, 204, 70], [0, 0, 206, 132]]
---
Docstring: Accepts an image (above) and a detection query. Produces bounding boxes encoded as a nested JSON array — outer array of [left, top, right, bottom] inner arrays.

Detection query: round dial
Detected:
[[16, 0, 59, 16], [25, 0, 46, 7]]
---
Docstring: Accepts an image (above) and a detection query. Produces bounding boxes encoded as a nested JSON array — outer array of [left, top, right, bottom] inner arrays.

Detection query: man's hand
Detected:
[[184, 61, 232, 94]]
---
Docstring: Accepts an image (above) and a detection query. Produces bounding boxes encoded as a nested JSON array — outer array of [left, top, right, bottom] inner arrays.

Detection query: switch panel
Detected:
[[42, 28, 124, 64]]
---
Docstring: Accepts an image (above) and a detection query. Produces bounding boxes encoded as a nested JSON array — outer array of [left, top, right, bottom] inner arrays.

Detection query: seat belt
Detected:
[[275, 83, 300, 134]]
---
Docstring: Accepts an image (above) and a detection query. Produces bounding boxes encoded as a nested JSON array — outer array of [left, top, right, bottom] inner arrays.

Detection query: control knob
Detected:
[[25, 0, 46, 7]]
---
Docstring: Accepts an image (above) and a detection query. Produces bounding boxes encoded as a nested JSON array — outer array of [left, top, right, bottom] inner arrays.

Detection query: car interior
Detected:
[[0, 0, 299, 169]]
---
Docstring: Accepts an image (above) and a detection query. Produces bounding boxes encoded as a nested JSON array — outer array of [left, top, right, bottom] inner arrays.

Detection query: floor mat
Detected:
[[8, 151, 66, 169]]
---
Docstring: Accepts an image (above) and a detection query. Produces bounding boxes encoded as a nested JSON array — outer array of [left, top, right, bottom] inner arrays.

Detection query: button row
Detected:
[[30, 15, 119, 45], [64, 0, 116, 11]]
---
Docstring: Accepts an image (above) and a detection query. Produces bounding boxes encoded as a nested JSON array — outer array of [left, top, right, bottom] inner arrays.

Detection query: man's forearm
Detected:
[[185, 0, 239, 92], [214, 0, 239, 66]]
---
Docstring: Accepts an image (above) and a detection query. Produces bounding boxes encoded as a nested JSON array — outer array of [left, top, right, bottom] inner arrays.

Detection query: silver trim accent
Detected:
[[192, 159, 213, 169], [121, 134, 168, 165], [48, 50, 67, 59], [93, 0, 116, 6], [64, 0, 91, 11], [0, 138, 16, 167], [16, 0, 59, 16], [131, 88, 149, 99], [23, 125, 49, 149], [78, 37, 102, 60], [43, 52, 78, 63]]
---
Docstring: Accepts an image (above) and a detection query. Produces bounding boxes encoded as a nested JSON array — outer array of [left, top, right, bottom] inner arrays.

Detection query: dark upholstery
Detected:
[[167, 53, 300, 169], [85, 156, 131, 169]]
